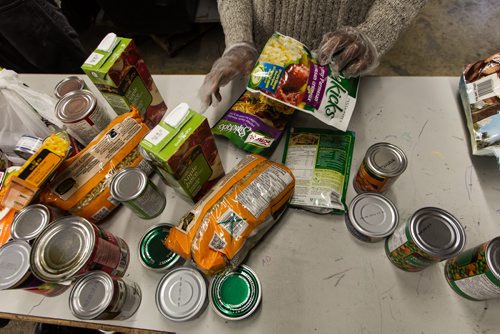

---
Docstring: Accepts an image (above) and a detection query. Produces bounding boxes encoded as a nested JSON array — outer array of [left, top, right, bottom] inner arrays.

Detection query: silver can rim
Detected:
[[110, 167, 148, 202], [69, 271, 114, 320], [55, 89, 97, 122], [0, 240, 32, 290], [365, 142, 408, 178], [487, 237, 500, 280], [10, 204, 50, 241], [54, 76, 86, 99]]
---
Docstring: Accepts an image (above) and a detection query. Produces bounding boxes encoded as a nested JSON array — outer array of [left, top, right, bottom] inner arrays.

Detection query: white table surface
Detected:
[[1, 74, 499, 334]]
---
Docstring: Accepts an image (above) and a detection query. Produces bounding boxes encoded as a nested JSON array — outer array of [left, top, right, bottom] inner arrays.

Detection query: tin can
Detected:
[[69, 271, 141, 320], [156, 267, 208, 322], [14, 135, 43, 160], [0, 240, 67, 296], [54, 76, 87, 99], [138, 224, 182, 271], [345, 193, 399, 243], [210, 265, 262, 321], [385, 207, 466, 272], [10, 204, 66, 242], [110, 167, 166, 219], [30, 216, 129, 283], [353, 143, 408, 193], [444, 237, 500, 300], [55, 90, 112, 145]]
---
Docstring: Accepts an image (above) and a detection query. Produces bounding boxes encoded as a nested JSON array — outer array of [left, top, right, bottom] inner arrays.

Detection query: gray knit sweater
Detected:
[[218, 0, 427, 56]]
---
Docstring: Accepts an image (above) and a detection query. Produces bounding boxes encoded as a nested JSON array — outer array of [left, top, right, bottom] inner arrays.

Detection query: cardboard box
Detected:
[[141, 103, 224, 202]]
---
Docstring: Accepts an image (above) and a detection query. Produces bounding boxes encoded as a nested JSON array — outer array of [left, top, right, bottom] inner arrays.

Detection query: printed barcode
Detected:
[[209, 233, 226, 251], [475, 79, 494, 100]]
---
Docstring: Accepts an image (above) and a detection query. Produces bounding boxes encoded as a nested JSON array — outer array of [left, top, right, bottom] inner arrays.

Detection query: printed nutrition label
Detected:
[[387, 225, 408, 253], [455, 274, 500, 300], [286, 145, 316, 180]]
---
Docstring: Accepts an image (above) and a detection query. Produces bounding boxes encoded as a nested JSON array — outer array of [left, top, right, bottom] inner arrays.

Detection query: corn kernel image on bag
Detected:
[[40, 107, 151, 222], [165, 154, 295, 275]]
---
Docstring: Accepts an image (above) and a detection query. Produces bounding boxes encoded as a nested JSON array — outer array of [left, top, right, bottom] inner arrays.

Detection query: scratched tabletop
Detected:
[[1, 75, 499, 334]]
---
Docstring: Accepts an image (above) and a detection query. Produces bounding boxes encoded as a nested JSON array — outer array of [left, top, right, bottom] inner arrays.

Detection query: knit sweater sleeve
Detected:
[[217, 0, 254, 48], [357, 0, 428, 57]]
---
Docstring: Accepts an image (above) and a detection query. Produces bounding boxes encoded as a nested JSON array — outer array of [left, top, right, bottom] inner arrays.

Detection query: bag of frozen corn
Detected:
[[165, 154, 295, 275], [247, 32, 359, 131]]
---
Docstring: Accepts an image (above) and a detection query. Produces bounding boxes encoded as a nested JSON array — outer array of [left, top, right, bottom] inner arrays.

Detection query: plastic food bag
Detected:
[[247, 32, 359, 131], [282, 128, 355, 214], [459, 52, 500, 163], [165, 154, 295, 275], [40, 108, 152, 222], [212, 91, 294, 157]]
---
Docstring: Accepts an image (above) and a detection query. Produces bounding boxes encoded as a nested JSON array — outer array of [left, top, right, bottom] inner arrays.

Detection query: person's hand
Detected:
[[316, 27, 379, 78], [199, 43, 257, 111]]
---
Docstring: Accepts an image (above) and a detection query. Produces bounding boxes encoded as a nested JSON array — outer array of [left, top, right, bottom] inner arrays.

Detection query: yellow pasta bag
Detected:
[[40, 107, 151, 222], [166, 154, 295, 275]]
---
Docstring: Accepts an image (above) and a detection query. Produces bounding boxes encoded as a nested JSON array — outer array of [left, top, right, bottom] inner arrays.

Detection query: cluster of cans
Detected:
[[347, 142, 500, 301]]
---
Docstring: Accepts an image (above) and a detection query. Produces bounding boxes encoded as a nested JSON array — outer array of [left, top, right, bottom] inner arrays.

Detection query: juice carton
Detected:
[[140, 103, 224, 202], [82, 33, 167, 128]]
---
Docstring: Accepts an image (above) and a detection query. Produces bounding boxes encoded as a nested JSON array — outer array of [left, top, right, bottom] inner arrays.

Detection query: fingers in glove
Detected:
[[342, 52, 372, 78], [318, 31, 356, 65], [331, 41, 366, 75]]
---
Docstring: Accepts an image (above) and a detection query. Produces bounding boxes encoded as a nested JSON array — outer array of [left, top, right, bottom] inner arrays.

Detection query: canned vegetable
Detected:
[[138, 224, 182, 271], [54, 76, 87, 99], [10, 204, 65, 242], [14, 135, 43, 160]]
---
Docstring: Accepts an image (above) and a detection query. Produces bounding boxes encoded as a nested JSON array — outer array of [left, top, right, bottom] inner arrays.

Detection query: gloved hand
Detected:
[[316, 27, 379, 78], [199, 43, 258, 111]]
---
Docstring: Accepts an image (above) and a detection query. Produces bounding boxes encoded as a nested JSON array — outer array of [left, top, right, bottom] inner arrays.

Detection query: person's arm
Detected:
[[357, 0, 428, 57], [218, 0, 254, 47]]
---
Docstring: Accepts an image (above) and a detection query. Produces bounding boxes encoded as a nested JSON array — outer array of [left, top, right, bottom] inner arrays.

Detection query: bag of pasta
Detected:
[[165, 155, 295, 275], [40, 107, 152, 222]]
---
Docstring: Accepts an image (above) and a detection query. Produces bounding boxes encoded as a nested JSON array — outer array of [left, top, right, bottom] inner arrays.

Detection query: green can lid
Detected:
[[210, 265, 262, 320], [138, 224, 181, 271]]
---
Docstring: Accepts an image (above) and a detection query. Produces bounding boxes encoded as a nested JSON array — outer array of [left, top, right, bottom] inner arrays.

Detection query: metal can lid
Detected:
[[486, 237, 500, 280], [11, 204, 51, 241], [139, 224, 181, 271], [347, 193, 399, 238], [30, 216, 95, 282], [55, 90, 97, 122], [69, 271, 114, 320], [54, 76, 86, 99], [110, 168, 147, 202], [409, 207, 466, 258], [366, 143, 408, 177], [156, 267, 207, 322], [210, 265, 262, 321], [0, 240, 31, 290]]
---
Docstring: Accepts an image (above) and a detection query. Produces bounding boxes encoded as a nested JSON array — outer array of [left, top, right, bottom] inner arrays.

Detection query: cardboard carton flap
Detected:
[[164, 103, 192, 128], [97, 33, 118, 52]]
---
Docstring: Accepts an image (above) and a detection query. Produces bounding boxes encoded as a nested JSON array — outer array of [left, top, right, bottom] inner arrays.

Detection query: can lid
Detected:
[[366, 143, 407, 177], [110, 168, 147, 202], [69, 271, 114, 320], [55, 90, 97, 122], [156, 267, 207, 322], [0, 240, 31, 290], [487, 237, 500, 280], [210, 265, 262, 320], [30, 216, 95, 282], [54, 76, 86, 99], [347, 193, 399, 238], [139, 224, 181, 271], [11, 204, 50, 241], [410, 207, 466, 258]]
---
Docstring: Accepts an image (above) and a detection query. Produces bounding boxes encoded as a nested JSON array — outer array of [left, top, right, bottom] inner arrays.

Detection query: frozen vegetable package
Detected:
[[247, 32, 359, 131]]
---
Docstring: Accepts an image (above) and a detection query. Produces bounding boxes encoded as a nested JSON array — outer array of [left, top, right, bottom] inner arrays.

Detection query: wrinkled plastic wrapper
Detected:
[[283, 128, 355, 214], [40, 108, 152, 223], [165, 155, 295, 275], [247, 32, 359, 131], [459, 52, 500, 165]]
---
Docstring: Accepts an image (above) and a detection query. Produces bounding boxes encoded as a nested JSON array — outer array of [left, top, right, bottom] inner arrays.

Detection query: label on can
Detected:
[[126, 181, 165, 219], [445, 241, 500, 300], [64, 105, 111, 145], [354, 160, 394, 193], [15, 136, 43, 159]]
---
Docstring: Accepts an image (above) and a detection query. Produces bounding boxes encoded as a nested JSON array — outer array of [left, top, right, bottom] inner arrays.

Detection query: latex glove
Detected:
[[199, 43, 258, 111], [317, 27, 379, 78]]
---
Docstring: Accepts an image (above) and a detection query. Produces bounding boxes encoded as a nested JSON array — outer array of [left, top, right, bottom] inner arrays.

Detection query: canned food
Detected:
[[10, 204, 66, 242], [54, 76, 87, 99], [138, 224, 182, 271], [14, 135, 43, 160], [156, 267, 207, 322], [385, 207, 466, 272], [110, 167, 166, 219], [30, 216, 129, 283], [69, 271, 141, 320], [444, 237, 500, 300], [345, 193, 399, 243], [354, 143, 407, 193], [0, 240, 67, 296], [210, 265, 262, 320], [55, 90, 111, 145]]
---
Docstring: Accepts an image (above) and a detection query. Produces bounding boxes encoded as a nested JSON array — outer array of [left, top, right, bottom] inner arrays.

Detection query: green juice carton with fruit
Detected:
[[82, 33, 167, 128], [140, 103, 225, 202]]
